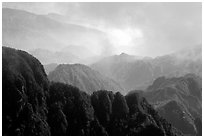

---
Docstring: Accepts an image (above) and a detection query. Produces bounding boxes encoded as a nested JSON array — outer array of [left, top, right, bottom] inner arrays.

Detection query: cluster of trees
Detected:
[[2, 47, 181, 136], [47, 83, 181, 136]]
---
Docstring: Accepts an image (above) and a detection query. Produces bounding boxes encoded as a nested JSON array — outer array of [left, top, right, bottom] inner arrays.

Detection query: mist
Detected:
[[2, 2, 202, 63], [2, 3, 202, 136]]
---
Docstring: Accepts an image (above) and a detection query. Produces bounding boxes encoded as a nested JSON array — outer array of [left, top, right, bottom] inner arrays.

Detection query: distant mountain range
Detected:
[[2, 8, 107, 64], [90, 49, 202, 135], [48, 64, 124, 94], [2, 46, 182, 136], [91, 45, 201, 92]]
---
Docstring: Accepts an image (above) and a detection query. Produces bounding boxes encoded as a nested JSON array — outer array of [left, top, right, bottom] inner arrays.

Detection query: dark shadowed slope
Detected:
[[143, 74, 202, 135], [47, 83, 182, 136], [2, 46, 50, 135], [48, 64, 123, 94]]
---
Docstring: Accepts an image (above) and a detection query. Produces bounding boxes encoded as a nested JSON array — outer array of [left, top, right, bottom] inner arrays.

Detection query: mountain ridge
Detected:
[[2, 46, 182, 136], [91, 46, 201, 92], [48, 63, 124, 94], [143, 73, 202, 135], [2, 8, 108, 64]]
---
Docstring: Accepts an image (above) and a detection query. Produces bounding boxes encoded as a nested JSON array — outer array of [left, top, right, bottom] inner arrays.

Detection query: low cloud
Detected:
[[3, 2, 202, 57]]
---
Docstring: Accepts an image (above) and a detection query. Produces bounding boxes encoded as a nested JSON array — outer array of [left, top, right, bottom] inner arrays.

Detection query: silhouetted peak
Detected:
[[119, 52, 128, 56], [117, 53, 134, 59]]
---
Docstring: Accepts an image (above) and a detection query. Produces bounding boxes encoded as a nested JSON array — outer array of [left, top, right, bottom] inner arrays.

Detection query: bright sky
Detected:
[[3, 2, 202, 57]]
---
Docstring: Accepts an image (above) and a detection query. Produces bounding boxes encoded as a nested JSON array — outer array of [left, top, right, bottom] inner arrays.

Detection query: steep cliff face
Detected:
[[2, 47, 50, 135]]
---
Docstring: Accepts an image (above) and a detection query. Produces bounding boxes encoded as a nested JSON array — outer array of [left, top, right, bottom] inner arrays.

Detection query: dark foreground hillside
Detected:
[[2, 47, 50, 135], [2, 47, 182, 136]]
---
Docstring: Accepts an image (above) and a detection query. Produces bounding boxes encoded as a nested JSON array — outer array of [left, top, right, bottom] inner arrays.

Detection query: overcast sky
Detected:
[[3, 2, 202, 57]]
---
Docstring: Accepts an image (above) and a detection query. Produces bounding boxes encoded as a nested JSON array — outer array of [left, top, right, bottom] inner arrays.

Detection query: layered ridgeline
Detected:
[[91, 53, 153, 92], [91, 45, 201, 92], [48, 64, 124, 94], [2, 47, 181, 136], [142, 74, 202, 135], [2, 8, 107, 65]]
